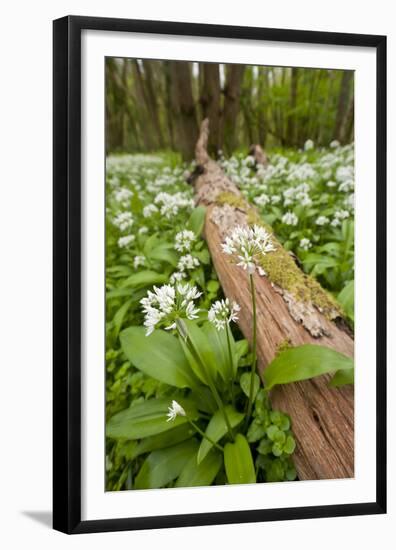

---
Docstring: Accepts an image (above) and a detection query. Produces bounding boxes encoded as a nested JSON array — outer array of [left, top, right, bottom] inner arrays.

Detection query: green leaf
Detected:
[[175, 449, 222, 487], [187, 206, 206, 236], [135, 439, 198, 489], [330, 368, 354, 387], [240, 372, 260, 401], [120, 326, 198, 388], [284, 435, 296, 455], [181, 320, 219, 384], [148, 243, 179, 267], [263, 344, 354, 390], [106, 398, 197, 440], [130, 424, 196, 459], [224, 434, 256, 484], [201, 322, 235, 381], [112, 298, 133, 336], [337, 280, 354, 322], [121, 270, 168, 289], [197, 406, 244, 464], [207, 280, 220, 293]]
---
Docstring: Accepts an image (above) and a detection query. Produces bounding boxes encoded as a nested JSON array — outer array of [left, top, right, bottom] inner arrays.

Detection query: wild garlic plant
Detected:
[[221, 224, 276, 422]]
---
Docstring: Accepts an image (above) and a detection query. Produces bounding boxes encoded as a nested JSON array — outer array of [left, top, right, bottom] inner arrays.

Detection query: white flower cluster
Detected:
[[154, 192, 195, 219], [299, 238, 312, 251], [304, 139, 314, 151], [133, 255, 146, 270], [316, 216, 329, 226], [141, 283, 201, 335], [222, 224, 276, 276], [208, 298, 240, 331], [283, 182, 312, 207], [175, 230, 196, 253], [177, 254, 200, 272], [113, 187, 133, 207], [143, 203, 159, 218], [254, 193, 270, 207], [113, 212, 134, 232], [118, 235, 135, 248], [282, 211, 299, 226], [330, 209, 350, 227], [166, 400, 186, 422]]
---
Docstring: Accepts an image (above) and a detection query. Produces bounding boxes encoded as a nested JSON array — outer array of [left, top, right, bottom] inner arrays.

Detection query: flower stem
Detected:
[[176, 319, 234, 441], [246, 273, 257, 423], [225, 324, 235, 406], [187, 418, 224, 452]]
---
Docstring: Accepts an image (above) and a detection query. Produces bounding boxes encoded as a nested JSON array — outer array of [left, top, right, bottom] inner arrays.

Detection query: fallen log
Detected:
[[194, 119, 354, 480]]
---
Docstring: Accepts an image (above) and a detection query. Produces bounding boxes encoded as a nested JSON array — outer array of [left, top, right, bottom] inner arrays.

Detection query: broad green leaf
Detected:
[[201, 322, 235, 381], [181, 320, 220, 384], [240, 372, 260, 401], [120, 326, 198, 388], [337, 280, 354, 322], [175, 449, 222, 487], [330, 368, 354, 387], [187, 206, 206, 236], [112, 298, 133, 336], [197, 406, 244, 464], [224, 434, 256, 484], [131, 424, 196, 459], [264, 344, 354, 390], [106, 398, 197, 440], [134, 439, 198, 489], [148, 243, 179, 267], [121, 270, 168, 289]]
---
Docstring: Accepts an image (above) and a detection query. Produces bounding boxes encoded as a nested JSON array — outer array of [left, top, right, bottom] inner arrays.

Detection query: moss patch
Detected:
[[252, 219, 342, 319], [216, 191, 248, 210]]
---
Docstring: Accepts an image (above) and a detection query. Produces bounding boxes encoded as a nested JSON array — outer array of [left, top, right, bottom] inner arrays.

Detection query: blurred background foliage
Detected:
[[106, 59, 354, 159]]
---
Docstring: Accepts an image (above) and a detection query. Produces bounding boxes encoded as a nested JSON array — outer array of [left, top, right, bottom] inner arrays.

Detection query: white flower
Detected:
[[177, 254, 200, 272], [169, 271, 186, 284], [316, 216, 329, 226], [331, 218, 341, 227], [330, 140, 340, 148], [155, 192, 195, 219], [282, 212, 298, 226], [133, 255, 146, 269], [208, 299, 240, 331], [334, 209, 350, 220], [143, 204, 159, 218], [114, 187, 133, 207], [166, 400, 186, 422], [113, 212, 134, 232], [326, 180, 337, 188], [175, 230, 196, 253], [221, 224, 275, 276], [139, 226, 148, 234], [118, 235, 135, 248], [339, 179, 354, 193], [254, 193, 270, 207], [304, 139, 314, 151], [140, 283, 201, 336], [271, 195, 281, 205], [299, 238, 312, 251]]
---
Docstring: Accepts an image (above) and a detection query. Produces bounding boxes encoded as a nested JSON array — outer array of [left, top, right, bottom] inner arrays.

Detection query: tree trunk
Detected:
[[286, 68, 299, 146], [333, 71, 353, 142], [141, 60, 165, 148], [200, 63, 221, 156], [169, 61, 199, 160], [194, 119, 354, 481], [222, 65, 246, 154]]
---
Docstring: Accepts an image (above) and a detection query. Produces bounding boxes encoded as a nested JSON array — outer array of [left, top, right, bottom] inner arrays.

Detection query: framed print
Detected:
[[53, 16, 387, 534]]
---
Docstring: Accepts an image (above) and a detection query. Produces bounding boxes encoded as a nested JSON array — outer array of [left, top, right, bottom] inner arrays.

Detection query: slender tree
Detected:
[[286, 68, 299, 146], [333, 71, 353, 142], [200, 63, 221, 156], [222, 64, 246, 154]]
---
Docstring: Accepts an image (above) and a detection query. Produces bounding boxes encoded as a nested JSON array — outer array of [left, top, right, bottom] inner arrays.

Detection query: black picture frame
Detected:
[[53, 15, 387, 534]]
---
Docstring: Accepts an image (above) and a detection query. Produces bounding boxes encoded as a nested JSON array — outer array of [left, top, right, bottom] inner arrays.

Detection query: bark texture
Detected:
[[194, 119, 354, 481]]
